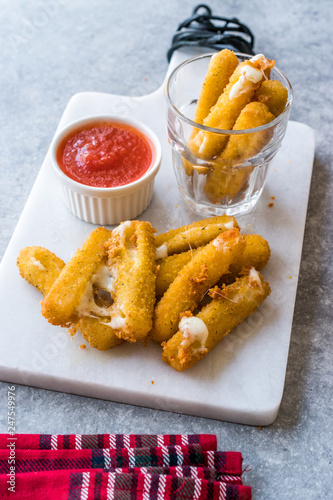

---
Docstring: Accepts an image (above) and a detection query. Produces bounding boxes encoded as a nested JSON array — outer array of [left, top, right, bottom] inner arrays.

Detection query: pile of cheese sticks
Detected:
[[185, 50, 288, 203], [17, 215, 270, 371]]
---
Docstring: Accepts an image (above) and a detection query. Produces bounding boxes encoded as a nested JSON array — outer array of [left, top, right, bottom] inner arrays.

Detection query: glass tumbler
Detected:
[[165, 53, 293, 216]]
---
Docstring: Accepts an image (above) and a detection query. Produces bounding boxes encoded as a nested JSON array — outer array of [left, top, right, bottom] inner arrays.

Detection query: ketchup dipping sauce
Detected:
[[57, 121, 155, 188], [51, 115, 161, 225]]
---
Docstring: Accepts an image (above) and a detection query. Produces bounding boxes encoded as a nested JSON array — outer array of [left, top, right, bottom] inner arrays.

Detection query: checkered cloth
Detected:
[[0, 433, 217, 451], [0, 434, 252, 499]]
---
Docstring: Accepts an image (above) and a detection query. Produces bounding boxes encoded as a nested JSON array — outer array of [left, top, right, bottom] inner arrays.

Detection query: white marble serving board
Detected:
[[0, 50, 315, 425]]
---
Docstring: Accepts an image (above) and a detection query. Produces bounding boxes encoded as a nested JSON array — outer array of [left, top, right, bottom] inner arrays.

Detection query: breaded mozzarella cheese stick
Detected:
[[156, 248, 200, 297], [193, 49, 239, 126], [188, 57, 274, 159], [162, 267, 271, 371], [17, 245, 122, 351], [156, 233, 270, 297], [41, 227, 112, 326], [255, 79, 288, 117], [105, 220, 156, 343], [151, 228, 246, 344], [186, 50, 239, 176], [17, 246, 66, 296], [74, 317, 123, 351], [204, 102, 275, 203], [229, 234, 271, 275], [155, 215, 238, 258], [216, 102, 275, 164]]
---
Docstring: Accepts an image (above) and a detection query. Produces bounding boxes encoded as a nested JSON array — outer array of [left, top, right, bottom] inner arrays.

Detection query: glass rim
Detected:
[[165, 52, 294, 136]]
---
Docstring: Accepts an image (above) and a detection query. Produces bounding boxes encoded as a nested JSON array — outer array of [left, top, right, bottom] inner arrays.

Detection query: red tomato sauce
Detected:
[[57, 121, 154, 188]]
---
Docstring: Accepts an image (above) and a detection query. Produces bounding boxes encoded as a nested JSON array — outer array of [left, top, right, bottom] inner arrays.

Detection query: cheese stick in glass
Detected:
[[151, 228, 246, 344], [162, 267, 271, 371], [204, 102, 275, 203], [188, 57, 275, 160], [255, 79, 288, 117], [185, 50, 239, 176], [193, 49, 239, 126]]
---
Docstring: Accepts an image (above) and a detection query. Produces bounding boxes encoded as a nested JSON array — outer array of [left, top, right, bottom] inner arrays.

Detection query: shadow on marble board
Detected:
[[273, 155, 330, 429]]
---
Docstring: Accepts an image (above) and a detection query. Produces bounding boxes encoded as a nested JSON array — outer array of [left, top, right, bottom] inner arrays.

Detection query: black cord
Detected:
[[167, 4, 255, 61]]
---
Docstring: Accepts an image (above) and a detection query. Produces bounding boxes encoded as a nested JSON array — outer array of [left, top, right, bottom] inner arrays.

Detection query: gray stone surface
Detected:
[[0, 1, 332, 498]]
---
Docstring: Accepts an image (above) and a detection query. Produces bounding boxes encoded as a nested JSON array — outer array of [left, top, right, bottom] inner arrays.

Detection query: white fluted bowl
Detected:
[[50, 115, 161, 225]]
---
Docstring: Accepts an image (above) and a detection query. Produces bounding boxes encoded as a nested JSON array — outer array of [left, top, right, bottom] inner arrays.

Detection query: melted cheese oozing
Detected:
[[113, 220, 133, 239], [212, 235, 226, 251], [155, 244, 168, 260], [92, 265, 114, 292], [180, 316, 209, 349], [250, 53, 265, 63], [110, 315, 126, 329], [250, 53, 271, 69], [76, 264, 114, 318], [229, 65, 262, 100], [249, 267, 263, 288], [224, 221, 234, 229]]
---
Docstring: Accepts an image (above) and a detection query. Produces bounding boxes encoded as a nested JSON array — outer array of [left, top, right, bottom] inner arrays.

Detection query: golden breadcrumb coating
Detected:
[[162, 268, 271, 371], [41, 227, 111, 326], [17, 245, 122, 350], [156, 248, 200, 297], [151, 228, 246, 344], [255, 79, 288, 117], [204, 101, 275, 203], [104, 220, 156, 342], [193, 49, 239, 126], [156, 233, 270, 296], [189, 58, 274, 159], [17, 246, 65, 296], [155, 215, 239, 255]]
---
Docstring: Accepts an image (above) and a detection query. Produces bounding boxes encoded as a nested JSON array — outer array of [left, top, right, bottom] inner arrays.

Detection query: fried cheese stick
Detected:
[[188, 57, 275, 160], [17, 246, 65, 296], [17, 246, 122, 351], [185, 50, 239, 177], [41, 227, 112, 326], [156, 249, 200, 297], [151, 228, 246, 344], [104, 220, 156, 343], [216, 102, 275, 164], [203, 102, 275, 203], [193, 49, 239, 126], [75, 317, 123, 351], [162, 267, 271, 371], [229, 233, 270, 274], [156, 233, 270, 297], [255, 79, 288, 117], [155, 215, 238, 258], [185, 48, 239, 175]]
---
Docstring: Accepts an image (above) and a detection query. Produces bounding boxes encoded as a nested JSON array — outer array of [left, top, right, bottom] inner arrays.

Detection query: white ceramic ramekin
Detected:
[[50, 115, 162, 225]]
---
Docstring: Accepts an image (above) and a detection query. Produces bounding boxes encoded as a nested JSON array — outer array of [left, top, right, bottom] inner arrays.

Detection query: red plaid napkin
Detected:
[[0, 434, 252, 499], [0, 433, 216, 451]]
